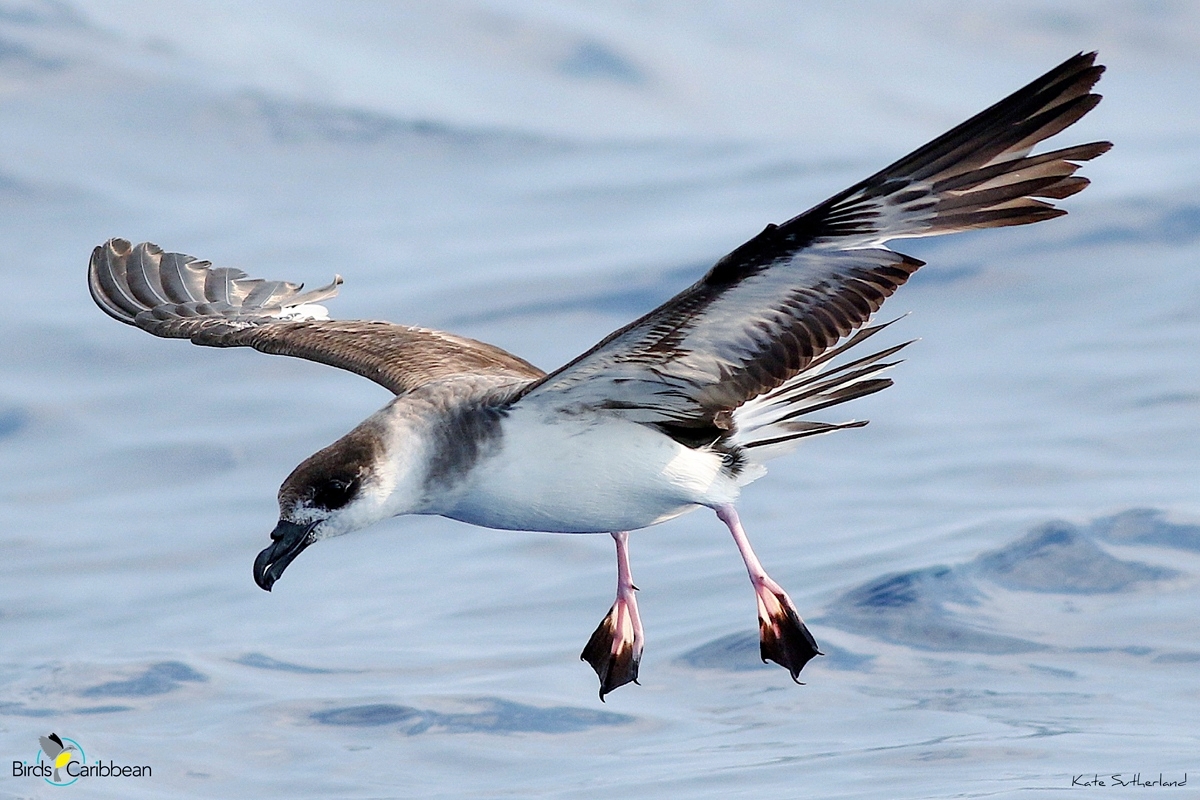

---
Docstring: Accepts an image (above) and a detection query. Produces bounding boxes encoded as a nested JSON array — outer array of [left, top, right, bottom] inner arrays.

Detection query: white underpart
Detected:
[[441, 405, 740, 533]]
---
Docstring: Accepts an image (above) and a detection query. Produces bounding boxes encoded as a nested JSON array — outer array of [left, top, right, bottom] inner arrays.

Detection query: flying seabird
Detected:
[[89, 52, 1109, 699]]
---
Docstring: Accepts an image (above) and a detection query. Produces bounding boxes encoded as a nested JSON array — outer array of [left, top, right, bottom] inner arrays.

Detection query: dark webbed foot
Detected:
[[581, 531, 643, 700], [581, 597, 642, 700], [755, 579, 822, 681], [715, 503, 823, 683]]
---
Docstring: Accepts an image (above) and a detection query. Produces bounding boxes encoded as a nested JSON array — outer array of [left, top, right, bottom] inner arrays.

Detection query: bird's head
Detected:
[[254, 421, 389, 591]]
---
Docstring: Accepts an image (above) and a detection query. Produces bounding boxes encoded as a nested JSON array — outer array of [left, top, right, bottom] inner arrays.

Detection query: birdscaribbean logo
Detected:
[[11, 733, 151, 786]]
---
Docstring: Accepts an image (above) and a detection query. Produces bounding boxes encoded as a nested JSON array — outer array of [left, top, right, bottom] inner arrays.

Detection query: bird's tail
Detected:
[[728, 319, 911, 474]]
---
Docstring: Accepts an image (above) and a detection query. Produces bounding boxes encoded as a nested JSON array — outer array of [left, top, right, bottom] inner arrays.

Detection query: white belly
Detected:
[[439, 407, 739, 533]]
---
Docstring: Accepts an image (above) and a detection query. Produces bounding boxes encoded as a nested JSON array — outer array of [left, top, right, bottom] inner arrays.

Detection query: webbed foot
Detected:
[[715, 503, 822, 683], [754, 577, 822, 681], [581, 531, 643, 700], [581, 594, 643, 699]]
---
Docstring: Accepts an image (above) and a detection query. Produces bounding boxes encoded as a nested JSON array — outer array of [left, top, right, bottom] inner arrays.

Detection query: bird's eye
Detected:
[[312, 476, 358, 511]]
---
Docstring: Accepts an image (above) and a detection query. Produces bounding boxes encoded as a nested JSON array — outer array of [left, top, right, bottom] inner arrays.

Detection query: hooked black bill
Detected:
[[254, 520, 319, 591]]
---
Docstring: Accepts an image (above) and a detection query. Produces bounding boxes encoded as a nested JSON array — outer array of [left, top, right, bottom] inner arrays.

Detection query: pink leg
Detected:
[[715, 504, 821, 682], [580, 531, 645, 700]]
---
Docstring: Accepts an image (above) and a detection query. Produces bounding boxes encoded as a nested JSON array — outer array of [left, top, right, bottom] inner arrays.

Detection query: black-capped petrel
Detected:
[[89, 52, 1109, 699]]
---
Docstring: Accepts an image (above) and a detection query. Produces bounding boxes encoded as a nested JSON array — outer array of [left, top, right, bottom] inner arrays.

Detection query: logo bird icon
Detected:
[[39, 733, 79, 783]]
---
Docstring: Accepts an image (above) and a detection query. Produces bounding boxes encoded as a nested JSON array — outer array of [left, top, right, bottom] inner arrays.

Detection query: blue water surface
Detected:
[[1, 2, 1198, 798]]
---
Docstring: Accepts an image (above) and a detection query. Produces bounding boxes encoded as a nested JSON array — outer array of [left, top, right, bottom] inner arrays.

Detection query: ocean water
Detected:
[[2, 2, 1199, 797]]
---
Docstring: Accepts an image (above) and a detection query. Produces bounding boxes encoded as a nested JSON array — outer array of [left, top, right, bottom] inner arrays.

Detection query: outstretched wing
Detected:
[[516, 52, 1110, 435], [89, 239, 545, 394]]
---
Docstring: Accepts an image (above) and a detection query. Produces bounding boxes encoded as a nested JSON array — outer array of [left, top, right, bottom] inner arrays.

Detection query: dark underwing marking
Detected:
[[652, 421, 725, 449], [513, 52, 1108, 436], [423, 403, 507, 491]]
